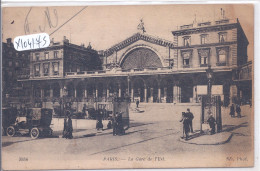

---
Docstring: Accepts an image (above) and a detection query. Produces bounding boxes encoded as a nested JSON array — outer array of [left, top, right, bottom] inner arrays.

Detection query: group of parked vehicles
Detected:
[[2, 97, 130, 139]]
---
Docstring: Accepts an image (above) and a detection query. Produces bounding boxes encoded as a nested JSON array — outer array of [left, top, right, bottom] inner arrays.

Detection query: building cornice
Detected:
[[172, 23, 238, 36], [176, 41, 237, 50], [104, 33, 175, 57]]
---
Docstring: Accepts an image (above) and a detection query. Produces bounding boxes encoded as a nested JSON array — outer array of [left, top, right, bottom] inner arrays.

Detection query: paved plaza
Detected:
[[2, 104, 253, 169]]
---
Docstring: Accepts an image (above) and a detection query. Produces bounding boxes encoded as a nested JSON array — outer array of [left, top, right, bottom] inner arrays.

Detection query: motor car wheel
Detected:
[[30, 127, 40, 139], [6, 126, 16, 137]]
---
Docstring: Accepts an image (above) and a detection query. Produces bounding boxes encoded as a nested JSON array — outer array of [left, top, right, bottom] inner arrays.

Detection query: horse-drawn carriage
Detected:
[[5, 108, 53, 139]]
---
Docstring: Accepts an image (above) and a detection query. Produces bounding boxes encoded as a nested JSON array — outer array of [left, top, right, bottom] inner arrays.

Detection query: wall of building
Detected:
[[30, 46, 64, 78]]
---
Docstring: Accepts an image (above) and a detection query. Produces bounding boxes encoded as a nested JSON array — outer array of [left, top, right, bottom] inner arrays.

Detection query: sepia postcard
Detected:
[[1, 4, 254, 170]]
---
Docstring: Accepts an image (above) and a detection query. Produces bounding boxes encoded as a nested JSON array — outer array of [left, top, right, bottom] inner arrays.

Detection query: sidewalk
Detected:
[[179, 131, 233, 145], [179, 105, 251, 145]]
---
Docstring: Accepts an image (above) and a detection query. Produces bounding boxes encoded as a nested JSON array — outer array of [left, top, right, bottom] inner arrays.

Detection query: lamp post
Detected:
[[206, 65, 213, 97], [206, 65, 214, 117]]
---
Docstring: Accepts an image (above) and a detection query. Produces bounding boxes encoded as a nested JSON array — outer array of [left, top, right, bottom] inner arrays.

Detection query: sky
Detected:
[[2, 4, 254, 60]]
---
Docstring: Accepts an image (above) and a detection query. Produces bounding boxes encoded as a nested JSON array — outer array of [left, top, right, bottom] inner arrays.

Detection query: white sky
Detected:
[[2, 4, 254, 60]]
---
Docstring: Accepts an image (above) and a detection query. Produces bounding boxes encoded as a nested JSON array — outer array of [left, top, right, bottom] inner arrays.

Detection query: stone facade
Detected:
[[3, 18, 252, 110]]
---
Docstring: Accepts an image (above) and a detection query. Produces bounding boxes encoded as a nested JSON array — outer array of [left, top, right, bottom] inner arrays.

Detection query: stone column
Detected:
[[118, 85, 121, 98], [107, 88, 110, 98], [96, 88, 98, 98], [173, 85, 178, 103], [50, 88, 53, 98], [150, 88, 154, 102], [60, 88, 63, 98], [193, 86, 197, 103], [144, 86, 147, 103], [158, 87, 161, 103], [178, 87, 182, 103], [164, 87, 167, 103], [131, 87, 134, 102], [74, 88, 77, 98], [84, 88, 87, 98]]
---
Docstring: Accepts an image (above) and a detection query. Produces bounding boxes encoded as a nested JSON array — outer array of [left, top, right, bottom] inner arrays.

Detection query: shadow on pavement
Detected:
[[183, 122, 248, 142], [130, 122, 154, 128], [2, 138, 37, 147], [222, 122, 248, 132]]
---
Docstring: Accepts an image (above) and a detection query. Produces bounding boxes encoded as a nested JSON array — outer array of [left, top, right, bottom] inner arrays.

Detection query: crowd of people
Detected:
[[180, 108, 218, 140], [62, 102, 126, 139]]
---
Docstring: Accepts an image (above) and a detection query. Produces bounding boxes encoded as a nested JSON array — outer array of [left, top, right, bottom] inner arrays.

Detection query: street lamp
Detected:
[[206, 65, 214, 119]]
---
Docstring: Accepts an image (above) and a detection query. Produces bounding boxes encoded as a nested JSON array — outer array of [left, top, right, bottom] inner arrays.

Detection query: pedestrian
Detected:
[[136, 99, 139, 108], [107, 119, 112, 129], [236, 104, 241, 118], [62, 116, 68, 138], [207, 114, 216, 135], [66, 115, 73, 139], [113, 112, 119, 136], [186, 108, 194, 133], [179, 112, 186, 138], [96, 110, 103, 131], [180, 112, 190, 140], [230, 104, 235, 118], [82, 104, 88, 119]]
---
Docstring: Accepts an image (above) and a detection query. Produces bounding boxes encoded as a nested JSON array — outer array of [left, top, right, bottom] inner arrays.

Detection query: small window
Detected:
[[43, 63, 50, 76], [52, 62, 59, 75], [182, 51, 192, 68], [201, 34, 208, 44], [218, 32, 227, 43], [183, 36, 191, 47], [35, 53, 40, 61], [198, 49, 210, 67], [44, 52, 49, 60], [15, 62, 19, 67], [34, 64, 40, 76], [54, 51, 59, 58], [216, 48, 228, 66]]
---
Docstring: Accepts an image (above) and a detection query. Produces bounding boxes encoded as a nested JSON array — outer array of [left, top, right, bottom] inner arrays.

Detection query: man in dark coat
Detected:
[[236, 104, 241, 118], [96, 110, 103, 131], [113, 113, 118, 136], [207, 114, 216, 135], [136, 99, 139, 108], [180, 112, 190, 140], [230, 104, 235, 118], [62, 116, 68, 138], [66, 115, 73, 139], [186, 108, 194, 133]]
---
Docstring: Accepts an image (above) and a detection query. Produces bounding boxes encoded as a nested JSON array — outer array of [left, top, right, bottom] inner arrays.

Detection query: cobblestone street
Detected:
[[2, 104, 253, 170]]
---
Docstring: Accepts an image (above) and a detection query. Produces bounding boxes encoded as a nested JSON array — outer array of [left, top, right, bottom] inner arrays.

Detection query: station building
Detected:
[[9, 18, 252, 109]]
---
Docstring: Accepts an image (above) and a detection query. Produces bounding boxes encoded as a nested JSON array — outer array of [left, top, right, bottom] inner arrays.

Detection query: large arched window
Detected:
[[121, 48, 163, 70]]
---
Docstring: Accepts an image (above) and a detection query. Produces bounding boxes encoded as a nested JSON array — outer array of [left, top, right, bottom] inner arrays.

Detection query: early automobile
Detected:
[[6, 108, 53, 139]]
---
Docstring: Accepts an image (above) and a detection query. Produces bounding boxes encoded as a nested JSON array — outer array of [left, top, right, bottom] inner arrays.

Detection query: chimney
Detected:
[[6, 38, 12, 45], [50, 38, 54, 46], [63, 36, 69, 43]]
